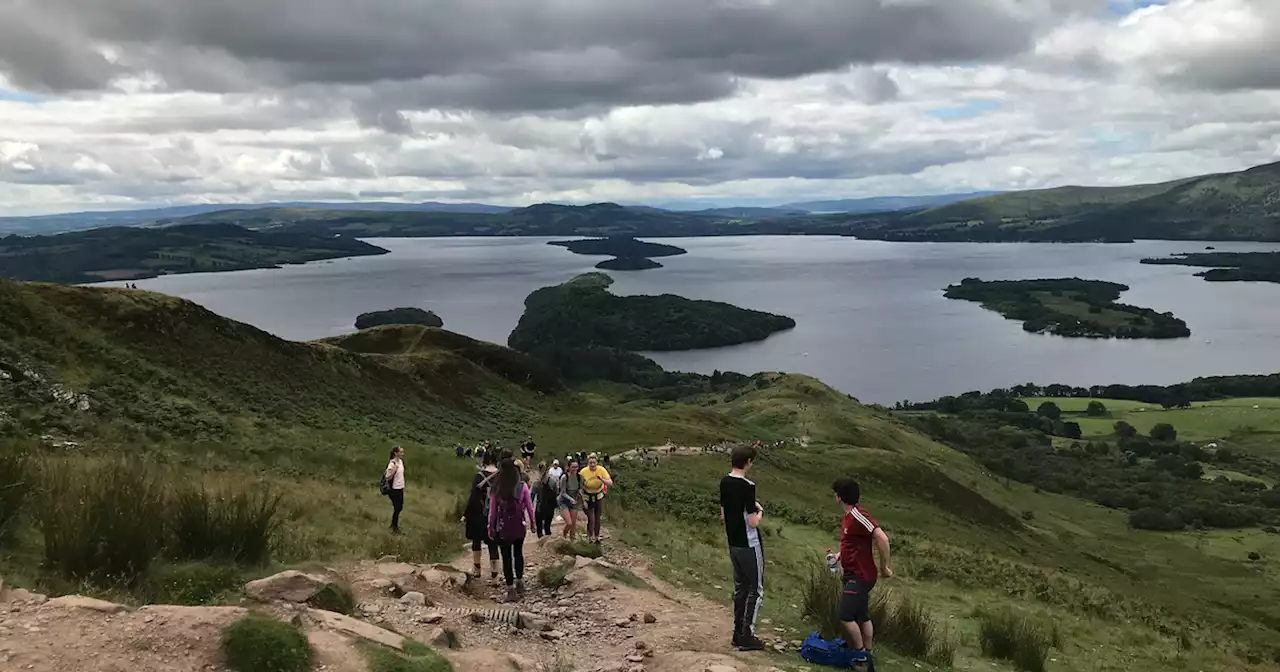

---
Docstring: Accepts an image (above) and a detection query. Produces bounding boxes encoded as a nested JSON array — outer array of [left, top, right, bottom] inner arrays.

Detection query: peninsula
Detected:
[[944, 278, 1191, 339], [549, 236, 687, 271], [1140, 251, 1280, 284], [354, 307, 443, 330]]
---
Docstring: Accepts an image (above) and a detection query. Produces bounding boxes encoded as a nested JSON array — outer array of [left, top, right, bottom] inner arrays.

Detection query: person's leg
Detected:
[[728, 547, 748, 643], [488, 540, 500, 579], [584, 501, 597, 541], [514, 536, 527, 594], [860, 620, 875, 652], [742, 544, 765, 640], [594, 500, 605, 540], [471, 539, 483, 574], [838, 577, 870, 655], [499, 541, 515, 586], [389, 490, 404, 531]]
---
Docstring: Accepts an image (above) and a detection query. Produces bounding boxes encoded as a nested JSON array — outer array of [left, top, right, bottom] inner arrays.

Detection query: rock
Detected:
[[598, 663, 626, 672], [245, 571, 329, 603], [573, 556, 594, 570], [308, 608, 405, 651], [772, 643, 787, 652], [418, 564, 470, 589], [418, 611, 445, 624], [375, 562, 419, 577], [634, 641, 649, 651], [705, 666, 739, 672], [628, 666, 645, 672], [399, 591, 427, 607], [508, 652, 539, 670], [2, 588, 48, 605], [469, 612, 488, 624], [428, 626, 461, 650], [517, 612, 551, 632], [540, 630, 565, 641], [643, 612, 657, 624], [629, 612, 639, 622], [627, 655, 645, 663], [369, 578, 394, 591], [45, 595, 129, 614], [614, 618, 631, 628]]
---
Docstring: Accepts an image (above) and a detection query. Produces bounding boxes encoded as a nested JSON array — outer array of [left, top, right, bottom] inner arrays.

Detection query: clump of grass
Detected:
[[556, 540, 603, 559], [801, 560, 844, 639], [222, 613, 313, 672], [307, 581, 356, 615], [888, 593, 955, 666], [170, 486, 281, 565], [142, 561, 243, 605], [599, 564, 651, 590], [371, 525, 457, 563], [538, 562, 571, 589], [978, 608, 1052, 672], [40, 459, 167, 585], [0, 442, 31, 545], [359, 641, 452, 672]]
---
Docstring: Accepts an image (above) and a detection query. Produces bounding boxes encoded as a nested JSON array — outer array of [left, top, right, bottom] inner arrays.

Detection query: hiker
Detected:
[[384, 446, 406, 533], [558, 460, 584, 540], [581, 453, 613, 545], [832, 477, 894, 666], [520, 436, 536, 461], [547, 459, 564, 486], [463, 452, 500, 580], [719, 444, 765, 651], [455, 445, 465, 459], [489, 457, 535, 602], [532, 462, 558, 538]]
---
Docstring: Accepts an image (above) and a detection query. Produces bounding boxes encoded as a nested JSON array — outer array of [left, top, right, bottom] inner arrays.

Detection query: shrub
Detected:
[[556, 540, 603, 559], [801, 560, 843, 639], [1150, 423, 1178, 442], [170, 486, 281, 565], [0, 443, 31, 545], [538, 563, 571, 589], [1113, 421, 1137, 439], [40, 459, 167, 584], [1086, 401, 1108, 417], [1035, 402, 1061, 421], [222, 613, 313, 672], [1129, 507, 1183, 531], [308, 582, 356, 614], [883, 593, 956, 666], [360, 640, 451, 672], [142, 561, 242, 605], [978, 609, 1051, 672]]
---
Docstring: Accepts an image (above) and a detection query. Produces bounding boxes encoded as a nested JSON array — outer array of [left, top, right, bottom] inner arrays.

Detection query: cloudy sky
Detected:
[[1, 0, 1278, 215]]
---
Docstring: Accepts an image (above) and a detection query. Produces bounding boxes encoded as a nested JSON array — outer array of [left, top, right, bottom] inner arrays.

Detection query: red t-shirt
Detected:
[[839, 506, 879, 582]]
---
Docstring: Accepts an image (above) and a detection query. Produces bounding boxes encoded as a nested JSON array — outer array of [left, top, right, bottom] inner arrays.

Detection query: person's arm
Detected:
[[746, 485, 763, 528], [522, 485, 536, 527], [384, 460, 397, 480], [600, 468, 613, 487], [488, 490, 499, 532], [873, 527, 893, 578]]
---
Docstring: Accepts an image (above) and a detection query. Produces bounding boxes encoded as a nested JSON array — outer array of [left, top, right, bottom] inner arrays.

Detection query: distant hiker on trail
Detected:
[[489, 457, 535, 602], [455, 445, 465, 459], [384, 446, 406, 534], [581, 453, 613, 545], [558, 460, 585, 540], [832, 477, 893, 666], [464, 452, 500, 580], [720, 443, 765, 651], [520, 436, 536, 461], [531, 462, 557, 538]]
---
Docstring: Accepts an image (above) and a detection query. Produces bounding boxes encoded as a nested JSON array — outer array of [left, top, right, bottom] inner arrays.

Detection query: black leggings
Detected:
[[388, 489, 404, 531], [585, 498, 603, 539], [498, 537, 526, 586], [471, 538, 498, 560], [535, 508, 555, 537]]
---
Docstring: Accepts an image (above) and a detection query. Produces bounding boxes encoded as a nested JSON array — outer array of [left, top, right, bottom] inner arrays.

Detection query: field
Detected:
[[1022, 396, 1280, 442], [2, 281, 1279, 671]]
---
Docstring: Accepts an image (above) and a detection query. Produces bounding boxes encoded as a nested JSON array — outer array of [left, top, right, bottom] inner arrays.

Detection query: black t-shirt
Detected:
[[719, 474, 761, 548]]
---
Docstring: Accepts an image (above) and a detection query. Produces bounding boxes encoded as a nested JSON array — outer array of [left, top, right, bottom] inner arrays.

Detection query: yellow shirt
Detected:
[[581, 466, 611, 494]]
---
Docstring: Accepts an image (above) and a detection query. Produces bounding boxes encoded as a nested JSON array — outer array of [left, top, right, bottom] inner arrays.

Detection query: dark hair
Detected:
[[388, 446, 401, 460], [832, 478, 861, 506], [730, 444, 757, 469], [500, 448, 514, 462], [496, 458, 521, 500], [537, 461, 547, 472], [482, 450, 498, 467]]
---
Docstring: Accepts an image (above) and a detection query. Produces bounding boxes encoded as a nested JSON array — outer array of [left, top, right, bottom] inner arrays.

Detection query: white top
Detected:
[[547, 466, 564, 484], [385, 458, 405, 490]]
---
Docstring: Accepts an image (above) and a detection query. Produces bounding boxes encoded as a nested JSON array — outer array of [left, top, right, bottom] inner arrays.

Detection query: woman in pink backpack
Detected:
[[488, 457, 536, 602]]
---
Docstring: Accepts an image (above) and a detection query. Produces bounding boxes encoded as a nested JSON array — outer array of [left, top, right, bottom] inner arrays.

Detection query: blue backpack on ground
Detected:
[[800, 633, 873, 670]]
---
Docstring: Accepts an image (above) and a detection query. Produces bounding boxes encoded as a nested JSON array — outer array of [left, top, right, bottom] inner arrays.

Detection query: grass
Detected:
[[598, 564, 652, 590], [221, 613, 313, 672], [1021, 396, 1280, 442], [170, 486, 281, 565], [359, 641, 451, 672], [0, 442, 30, 545], [537, 562, 572, 589], [556, 540, 603, 559], [801, 560, 844, 639], [978, 608, 1053, 672], [307, 581, 356, 615], [141, 561, 245, 605], [871, 590, 956, 666]]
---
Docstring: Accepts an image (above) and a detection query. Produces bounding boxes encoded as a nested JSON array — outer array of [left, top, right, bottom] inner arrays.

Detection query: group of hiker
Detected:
[[385, 438, 894, 667]]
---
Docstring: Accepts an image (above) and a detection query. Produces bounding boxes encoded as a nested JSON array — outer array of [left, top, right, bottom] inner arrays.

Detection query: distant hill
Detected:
[[0, 223, 388, 283], [782, 192, 1000, 213]]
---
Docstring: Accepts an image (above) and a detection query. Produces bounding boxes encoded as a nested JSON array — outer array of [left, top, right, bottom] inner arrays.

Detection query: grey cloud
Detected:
[[3, 0, 1069, 111]]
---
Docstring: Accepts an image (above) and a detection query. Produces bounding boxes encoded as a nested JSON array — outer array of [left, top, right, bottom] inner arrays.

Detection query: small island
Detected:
[[508, 272, 795, 352], [355, 307, 443, 330], [548, 236, 686, 272], [1141, 252, 1280, 284], [944, 278, 1191, 339]]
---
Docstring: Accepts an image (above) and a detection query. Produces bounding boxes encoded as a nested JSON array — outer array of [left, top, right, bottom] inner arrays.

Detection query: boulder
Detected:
[[1, 587, 48, 605], [245, 570, 329, 603], [540, 630, 565, 641], [417, 564, 470, 589], [705, 666, 739, 672], [429, 626, 462, 650], [418, 611, 446, 624], [516, 612, 551, 632], [45, 595, 129, 614], [614, 618, 631, 628], [399, 591, 428, 607], [308, 608, 405, 651], [643, 612, 657, 624], [375, 562, 419, 578]]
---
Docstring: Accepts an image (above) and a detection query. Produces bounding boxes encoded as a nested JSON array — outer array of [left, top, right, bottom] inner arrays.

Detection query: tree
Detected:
[[1086, 400, 1108, 417], [1114, 421, 1137, 439], [1061, 422, 1083, 440], [1150, 423, 1178, 442], [1036, 401, 1062, 420], [1007, 399, 1030, 413], [1129, 507, 1184, 531]]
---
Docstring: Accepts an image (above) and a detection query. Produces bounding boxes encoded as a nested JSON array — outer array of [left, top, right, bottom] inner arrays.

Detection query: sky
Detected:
[[1, 0, 1279, 216]]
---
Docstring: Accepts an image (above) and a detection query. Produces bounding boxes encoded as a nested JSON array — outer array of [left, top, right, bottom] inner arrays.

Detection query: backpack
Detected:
[[492, 483, 526, 542], [379, 462, 397, 496], [799, 633, 871, 669]]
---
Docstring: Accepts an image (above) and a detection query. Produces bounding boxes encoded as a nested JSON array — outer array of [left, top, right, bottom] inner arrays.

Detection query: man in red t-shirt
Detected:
[[832, 477, 893, 662]]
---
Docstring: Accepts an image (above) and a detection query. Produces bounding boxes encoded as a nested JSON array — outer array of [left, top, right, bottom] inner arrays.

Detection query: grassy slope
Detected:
[[1, 282, 1277, 670]]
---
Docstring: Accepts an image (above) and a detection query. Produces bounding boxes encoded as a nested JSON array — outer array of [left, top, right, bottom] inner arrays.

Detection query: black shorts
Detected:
[[839, 575, 876, 623]]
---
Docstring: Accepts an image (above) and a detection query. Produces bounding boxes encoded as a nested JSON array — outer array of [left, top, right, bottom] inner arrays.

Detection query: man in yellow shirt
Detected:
[[580, 453, 614, 544]]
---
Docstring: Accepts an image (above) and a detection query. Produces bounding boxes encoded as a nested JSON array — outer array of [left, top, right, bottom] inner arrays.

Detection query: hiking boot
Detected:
[[736, 635, 766, 651], [516, 579, 526, 596], [503, 586, 519, 603]]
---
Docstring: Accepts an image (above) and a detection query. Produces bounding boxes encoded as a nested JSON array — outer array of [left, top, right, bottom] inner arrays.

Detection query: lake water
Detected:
[[110, 237, 1280, 403]]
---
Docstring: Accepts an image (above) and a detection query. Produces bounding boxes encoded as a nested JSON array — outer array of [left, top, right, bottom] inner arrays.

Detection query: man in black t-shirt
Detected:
[[520, 436, 536, 460], [719, 444, 765, 651]]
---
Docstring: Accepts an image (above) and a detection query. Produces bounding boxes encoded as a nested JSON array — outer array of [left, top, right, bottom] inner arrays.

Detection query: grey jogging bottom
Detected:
[[729, 544, 764, 638]]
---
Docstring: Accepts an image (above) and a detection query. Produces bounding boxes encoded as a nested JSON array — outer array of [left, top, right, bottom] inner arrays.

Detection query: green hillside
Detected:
[[0, 223, 388, 283], [1, 280, 1277, 670]]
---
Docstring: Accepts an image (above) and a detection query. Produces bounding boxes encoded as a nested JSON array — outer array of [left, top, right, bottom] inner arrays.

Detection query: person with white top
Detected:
[[385, 446, 406, 533]]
